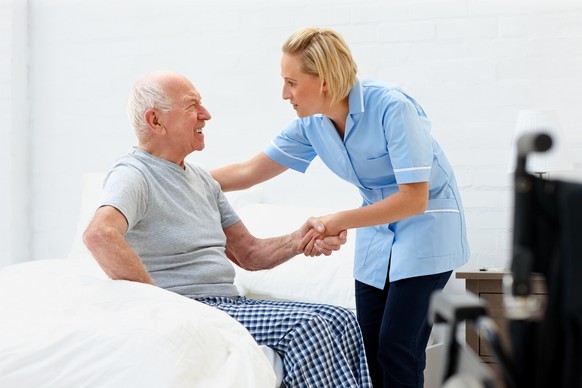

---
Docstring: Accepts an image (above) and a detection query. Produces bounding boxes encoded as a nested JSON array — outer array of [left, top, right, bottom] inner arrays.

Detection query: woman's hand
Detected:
[[298, 216, 347, 257]]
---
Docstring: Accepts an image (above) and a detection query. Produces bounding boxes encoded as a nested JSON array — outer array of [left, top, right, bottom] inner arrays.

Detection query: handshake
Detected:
[[298, 213, 348, 257]]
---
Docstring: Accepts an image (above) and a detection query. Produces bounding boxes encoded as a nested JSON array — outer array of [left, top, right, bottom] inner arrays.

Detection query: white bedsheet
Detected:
[[0, 259, 276, 388]]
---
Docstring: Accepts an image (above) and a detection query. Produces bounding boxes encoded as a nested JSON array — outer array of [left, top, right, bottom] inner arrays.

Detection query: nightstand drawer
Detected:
[[479, 293, 506, 357], [456, 271, 547, 359]]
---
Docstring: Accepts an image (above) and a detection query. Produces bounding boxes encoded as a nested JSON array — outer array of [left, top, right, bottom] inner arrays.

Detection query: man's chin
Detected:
[[191, 144, 205, 152]]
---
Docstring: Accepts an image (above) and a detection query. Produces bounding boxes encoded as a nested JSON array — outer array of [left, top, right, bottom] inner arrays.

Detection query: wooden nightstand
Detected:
[[456, 270, 547, 386]]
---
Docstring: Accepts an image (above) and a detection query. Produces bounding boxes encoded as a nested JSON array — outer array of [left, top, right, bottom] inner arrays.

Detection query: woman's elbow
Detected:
[[415, 196, 428, 214]]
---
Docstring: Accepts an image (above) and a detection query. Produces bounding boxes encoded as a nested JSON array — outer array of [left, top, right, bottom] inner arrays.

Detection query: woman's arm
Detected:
[[214, 151, 346, 256], [318, 181, 429, 236], [211, 152, 288, 192]]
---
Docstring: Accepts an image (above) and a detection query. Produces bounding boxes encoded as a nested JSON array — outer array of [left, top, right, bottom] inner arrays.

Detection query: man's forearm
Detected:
[[99, 250, 155, 285], [244, 231, 301, 270], [224, 222, 305, 271], [84, 227, 155, 285], [224, 217, 347, 271]]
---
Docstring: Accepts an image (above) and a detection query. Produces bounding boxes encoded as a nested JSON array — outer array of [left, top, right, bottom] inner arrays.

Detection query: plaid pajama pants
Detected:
[[196, 296, 372, 388]]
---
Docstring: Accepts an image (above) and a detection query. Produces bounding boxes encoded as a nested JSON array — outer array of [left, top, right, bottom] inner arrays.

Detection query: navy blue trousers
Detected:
[[355, 270, 452, 388]]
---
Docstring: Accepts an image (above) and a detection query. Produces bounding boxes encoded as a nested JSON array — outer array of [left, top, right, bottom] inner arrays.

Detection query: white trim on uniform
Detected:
[[424, 209, 461, 213], [394, 166, 431, 173], [269, 141, 312, 164]]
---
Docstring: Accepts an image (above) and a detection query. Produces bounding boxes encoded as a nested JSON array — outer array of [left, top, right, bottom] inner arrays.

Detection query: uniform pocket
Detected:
[[354, 225, 393, 280], [354, 153, 392, 185], [393, 198, 463, 259]]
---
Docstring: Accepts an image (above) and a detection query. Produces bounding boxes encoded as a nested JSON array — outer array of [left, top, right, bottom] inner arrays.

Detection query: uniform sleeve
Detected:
[[99, 165, 148, 230], [264, 119, 317, 173], [383, 96, 433, 184]]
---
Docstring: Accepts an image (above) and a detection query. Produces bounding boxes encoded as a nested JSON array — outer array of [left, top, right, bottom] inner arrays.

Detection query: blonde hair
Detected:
[[282, 27, 357, 105]]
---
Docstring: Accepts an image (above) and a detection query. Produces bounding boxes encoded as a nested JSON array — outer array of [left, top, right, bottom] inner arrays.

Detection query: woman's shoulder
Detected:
[[361, 79, 408, 102], [360, 79, 424, 114]]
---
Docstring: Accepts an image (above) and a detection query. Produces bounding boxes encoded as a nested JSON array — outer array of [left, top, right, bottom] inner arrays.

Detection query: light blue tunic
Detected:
[[265, 79, 470, 289]]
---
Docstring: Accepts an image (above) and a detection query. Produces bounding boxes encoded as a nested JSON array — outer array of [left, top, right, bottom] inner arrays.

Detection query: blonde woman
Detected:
[[212, 27, 469, 388]]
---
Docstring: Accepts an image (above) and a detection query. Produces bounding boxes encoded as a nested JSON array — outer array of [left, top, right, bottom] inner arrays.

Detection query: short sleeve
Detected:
[[264, 119, 317, 173], [384, 98, 433, 184], [196, 165, 241, 229], [216, 186, 240, 229], [99, 165, 148, 230]]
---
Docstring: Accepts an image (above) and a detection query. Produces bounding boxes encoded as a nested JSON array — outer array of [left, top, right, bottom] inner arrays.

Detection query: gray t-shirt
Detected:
[[99, 147, 241, 299]]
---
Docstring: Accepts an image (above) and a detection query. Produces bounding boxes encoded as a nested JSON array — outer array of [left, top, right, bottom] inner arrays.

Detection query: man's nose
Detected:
[[199, 106, 211, 120]]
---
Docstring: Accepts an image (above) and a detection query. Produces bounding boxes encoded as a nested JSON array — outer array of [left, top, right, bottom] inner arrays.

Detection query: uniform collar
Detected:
[[343, 78, 364, 141], [348, 78, 364, 115]]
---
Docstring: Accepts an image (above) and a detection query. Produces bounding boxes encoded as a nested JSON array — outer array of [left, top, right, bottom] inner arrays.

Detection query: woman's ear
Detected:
[[321, 80, 328, 93]]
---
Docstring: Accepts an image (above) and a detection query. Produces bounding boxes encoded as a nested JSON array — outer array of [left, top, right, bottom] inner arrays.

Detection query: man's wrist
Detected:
[[290, 230, 302, 254]]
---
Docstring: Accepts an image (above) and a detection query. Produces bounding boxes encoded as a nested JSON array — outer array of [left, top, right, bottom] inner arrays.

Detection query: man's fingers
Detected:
[[302, 232, 319, 256]]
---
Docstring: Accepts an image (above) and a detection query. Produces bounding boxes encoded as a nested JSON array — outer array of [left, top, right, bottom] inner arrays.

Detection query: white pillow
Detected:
[[233, 203, 356, 311]]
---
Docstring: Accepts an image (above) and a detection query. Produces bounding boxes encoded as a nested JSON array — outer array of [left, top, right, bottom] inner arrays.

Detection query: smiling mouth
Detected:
[[194, 128, 203, 134]]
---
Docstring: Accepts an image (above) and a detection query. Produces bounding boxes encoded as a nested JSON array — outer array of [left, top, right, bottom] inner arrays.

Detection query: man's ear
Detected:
[[144, 108, 165, 134]]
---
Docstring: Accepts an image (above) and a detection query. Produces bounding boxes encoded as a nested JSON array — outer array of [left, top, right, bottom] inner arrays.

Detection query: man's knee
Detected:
[[323, 306, 362, 341]]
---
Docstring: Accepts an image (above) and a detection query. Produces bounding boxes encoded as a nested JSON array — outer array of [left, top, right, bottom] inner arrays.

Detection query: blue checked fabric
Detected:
[[196, 297, 372, 388]]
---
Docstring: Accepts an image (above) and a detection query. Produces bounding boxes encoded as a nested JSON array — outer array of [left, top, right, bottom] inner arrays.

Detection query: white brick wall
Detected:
[[0, 4, 11, 266], [0, 0, 29, 266], [4, 1, 582, 281]]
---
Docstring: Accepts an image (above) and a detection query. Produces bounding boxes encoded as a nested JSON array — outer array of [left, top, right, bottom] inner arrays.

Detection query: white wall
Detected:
[[2, 0, 582, 276], [0, 0, 29, 266]]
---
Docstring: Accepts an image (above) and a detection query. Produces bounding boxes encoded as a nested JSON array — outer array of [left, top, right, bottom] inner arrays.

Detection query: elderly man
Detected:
[[83, 71, 371, 387]]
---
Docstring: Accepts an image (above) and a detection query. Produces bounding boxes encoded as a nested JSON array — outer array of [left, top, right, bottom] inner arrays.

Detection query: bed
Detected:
[[0, 173, 360, 387], [0, 173, 444, 387]]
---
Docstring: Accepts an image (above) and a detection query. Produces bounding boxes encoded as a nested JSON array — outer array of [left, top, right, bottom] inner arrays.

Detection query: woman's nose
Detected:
[[282, 86, 290, 100]]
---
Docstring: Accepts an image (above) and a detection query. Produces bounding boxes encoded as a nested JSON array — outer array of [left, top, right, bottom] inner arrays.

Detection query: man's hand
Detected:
[[298, 216, 348, 257]]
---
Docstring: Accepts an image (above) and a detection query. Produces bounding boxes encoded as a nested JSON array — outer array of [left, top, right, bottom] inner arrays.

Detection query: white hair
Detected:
[[126, 77, 173, 137]]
